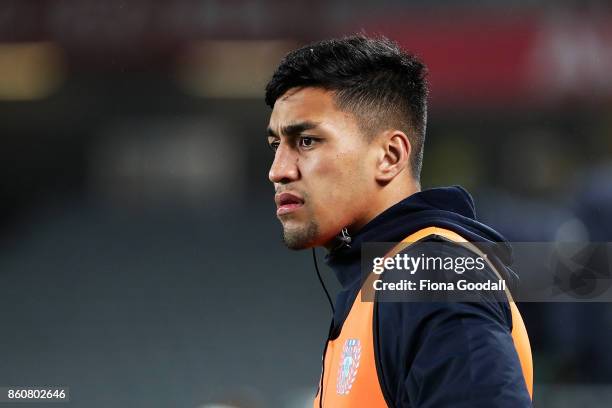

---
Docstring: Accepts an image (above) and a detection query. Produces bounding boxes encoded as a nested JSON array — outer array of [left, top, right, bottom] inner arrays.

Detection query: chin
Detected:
[[281, 220, 320, 250]]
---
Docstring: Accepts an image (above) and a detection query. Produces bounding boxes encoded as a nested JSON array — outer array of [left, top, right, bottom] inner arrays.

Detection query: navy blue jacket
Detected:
[[324, 186, 532, 407]]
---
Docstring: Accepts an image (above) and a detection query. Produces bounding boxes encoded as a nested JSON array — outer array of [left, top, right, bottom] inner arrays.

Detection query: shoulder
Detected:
[[375, 235, 512, 324]]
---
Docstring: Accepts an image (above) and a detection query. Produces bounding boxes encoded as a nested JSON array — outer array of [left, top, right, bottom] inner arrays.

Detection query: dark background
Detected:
[[1, 1, 612, 407]]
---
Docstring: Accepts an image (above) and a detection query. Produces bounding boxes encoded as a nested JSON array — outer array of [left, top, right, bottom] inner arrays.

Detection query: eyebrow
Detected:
[[267, 121, 320, 138]]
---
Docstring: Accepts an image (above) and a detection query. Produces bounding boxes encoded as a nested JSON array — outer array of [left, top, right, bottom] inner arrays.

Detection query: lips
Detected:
[[275, 192, 305, 216]]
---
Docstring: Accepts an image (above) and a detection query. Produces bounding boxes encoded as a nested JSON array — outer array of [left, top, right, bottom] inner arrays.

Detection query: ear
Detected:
[[375, 130, 412, 183]]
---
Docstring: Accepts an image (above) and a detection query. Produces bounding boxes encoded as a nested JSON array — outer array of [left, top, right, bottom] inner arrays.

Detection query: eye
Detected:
[[299, 136, 316, 149], [268, 140, 280, 152]]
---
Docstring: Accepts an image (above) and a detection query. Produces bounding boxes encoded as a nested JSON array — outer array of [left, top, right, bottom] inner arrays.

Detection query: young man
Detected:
[[265, 36, 533, 407]]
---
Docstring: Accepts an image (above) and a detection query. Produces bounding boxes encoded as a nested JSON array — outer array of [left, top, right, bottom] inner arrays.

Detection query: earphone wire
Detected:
[[312, 248, 335, 314], [312, 247, 334, 407]]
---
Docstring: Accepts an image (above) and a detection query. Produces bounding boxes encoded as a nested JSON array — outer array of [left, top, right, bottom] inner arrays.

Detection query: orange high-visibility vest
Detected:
[[313, 227, 533, 407]]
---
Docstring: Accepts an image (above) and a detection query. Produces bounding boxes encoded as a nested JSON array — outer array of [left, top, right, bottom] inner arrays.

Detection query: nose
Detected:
[[268, 142, 299, 184]]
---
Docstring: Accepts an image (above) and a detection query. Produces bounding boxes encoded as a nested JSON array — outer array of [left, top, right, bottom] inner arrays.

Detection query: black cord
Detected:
[[312, 248, 335, 407], [312, 248, 335, 314]]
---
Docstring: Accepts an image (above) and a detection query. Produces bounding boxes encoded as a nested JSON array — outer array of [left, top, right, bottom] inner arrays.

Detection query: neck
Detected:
[[323, 179, 421, 251]]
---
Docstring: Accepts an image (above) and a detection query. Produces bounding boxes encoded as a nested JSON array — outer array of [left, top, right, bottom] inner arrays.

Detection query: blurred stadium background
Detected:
[[1, 0, 612, 407]]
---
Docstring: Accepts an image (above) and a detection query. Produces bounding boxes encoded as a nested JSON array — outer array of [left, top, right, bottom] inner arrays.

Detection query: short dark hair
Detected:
[[265, 35, 428, 180]]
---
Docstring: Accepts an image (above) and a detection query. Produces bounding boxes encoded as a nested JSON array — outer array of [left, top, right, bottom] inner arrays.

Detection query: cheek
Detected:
[[309, 153, 369, 208]]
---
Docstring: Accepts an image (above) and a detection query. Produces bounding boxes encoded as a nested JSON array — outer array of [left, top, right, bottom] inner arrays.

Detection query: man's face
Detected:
[[267, 87, 377, 250]]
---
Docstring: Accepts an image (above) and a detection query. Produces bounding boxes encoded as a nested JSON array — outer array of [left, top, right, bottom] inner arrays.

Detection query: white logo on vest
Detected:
[[336, 338, 361, 395]]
